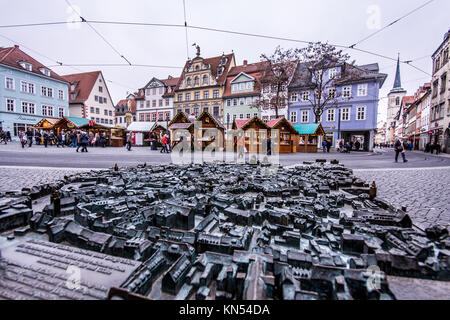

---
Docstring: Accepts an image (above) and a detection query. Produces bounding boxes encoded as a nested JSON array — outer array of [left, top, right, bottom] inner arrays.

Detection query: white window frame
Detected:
[[42, 105, 48, 116], [328, 87, 336, 99], [341, 107, 350, 121], [290, 111, 297, 123], [329, 68, 337, 79], [301, 110, 309, 123], [58, 90, 64, 100], [6, 98, 15, 112], [22, 101, 35, 114], [5, 77, 15, 90], [342, 86, 352, 99], [357, 84, 368, 97], [326, 109, 336, 122], [59, 107, 65, 118], [290, 92, 298, 102], [356, 106, 366, 121], [302, 91, 310, 102]]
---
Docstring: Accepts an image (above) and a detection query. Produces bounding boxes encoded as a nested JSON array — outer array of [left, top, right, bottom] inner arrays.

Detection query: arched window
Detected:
[[186, 77, 191, 85], [202, 75, 208, 84], [195, 65, 200, 71], [194, 76, 199, 85]]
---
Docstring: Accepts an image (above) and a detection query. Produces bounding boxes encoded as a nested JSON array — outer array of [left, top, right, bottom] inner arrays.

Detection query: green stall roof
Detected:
[[293, 123, 324, 135], [66, 116, 90, 128]]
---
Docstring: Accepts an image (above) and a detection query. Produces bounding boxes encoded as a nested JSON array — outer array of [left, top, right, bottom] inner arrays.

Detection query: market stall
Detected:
[[232, 116, 271, 153], [195, 111, 225, 150], [126, 122, 153, 146], [34, 118, 59, 131], [293, 123, 325, 153], [168, 111, 194, 149], [266, 117, 299, 153]]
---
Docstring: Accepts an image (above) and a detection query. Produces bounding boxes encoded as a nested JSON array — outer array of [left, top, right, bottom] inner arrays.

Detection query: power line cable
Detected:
[[349, 0, 435, 48], [48, 63, 182, 69], [64, 0, 132, 65], [0, 33, 135, 90], [183, 0, 189, 60], [0, 17, 432, 75]]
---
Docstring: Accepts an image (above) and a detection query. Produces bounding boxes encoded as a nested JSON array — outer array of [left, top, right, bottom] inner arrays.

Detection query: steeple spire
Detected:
[[393, 53, 402, 90]]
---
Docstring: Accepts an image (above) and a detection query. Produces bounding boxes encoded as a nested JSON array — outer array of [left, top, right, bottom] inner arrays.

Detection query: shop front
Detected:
[[293, 123, 325, 153], [0, 113, 47, 141], [168, 111, 194, 149], [266, 117, 298, 153], [232, 116, 271, 153]]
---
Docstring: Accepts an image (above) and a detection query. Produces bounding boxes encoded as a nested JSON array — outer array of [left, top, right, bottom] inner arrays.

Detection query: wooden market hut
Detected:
[[266, 117, 299, 153], [150, 122, 168, 143], [232, 116, 271, 153], [168, 111, 194, 148], [195, 110, 225, 150], [126, 122, 154, 146], [34, 118, 59, 131], [54, 116, 114, 146], [293, 123, 325, 153]]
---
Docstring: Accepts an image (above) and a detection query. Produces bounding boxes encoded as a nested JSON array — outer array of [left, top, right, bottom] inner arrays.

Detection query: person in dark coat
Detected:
[[26, 128, 33, 147], [43, 131, 49, 148], [326, 140, 331, 153], [79, 131, 89, 152], [126, 133, 132, 151], [394, 139, 408, 163]]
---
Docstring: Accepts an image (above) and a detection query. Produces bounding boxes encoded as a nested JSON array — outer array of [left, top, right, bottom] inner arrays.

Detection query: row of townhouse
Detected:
[[0, 45, 117, 140], [388, 28, 449, 153], [117, 46, 386, 151]]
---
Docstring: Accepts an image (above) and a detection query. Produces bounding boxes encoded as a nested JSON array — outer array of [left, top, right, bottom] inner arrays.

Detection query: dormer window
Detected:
[[218, 67, 223, 75], [19, 62, 32, 71], [39, 68, 51, 77], [220, 57, 227, 65]]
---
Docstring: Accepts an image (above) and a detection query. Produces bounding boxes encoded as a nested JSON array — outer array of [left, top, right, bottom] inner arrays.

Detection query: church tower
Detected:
[[386, 55, 407, 143]]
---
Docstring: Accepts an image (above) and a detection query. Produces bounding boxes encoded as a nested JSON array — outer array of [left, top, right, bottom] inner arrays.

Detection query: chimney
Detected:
[[14, 45, 19, 48], [243, 60, 248, 66]]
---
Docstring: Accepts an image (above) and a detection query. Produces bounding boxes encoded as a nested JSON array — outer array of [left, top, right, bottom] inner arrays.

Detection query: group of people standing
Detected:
[[13, 128, 108, 151]]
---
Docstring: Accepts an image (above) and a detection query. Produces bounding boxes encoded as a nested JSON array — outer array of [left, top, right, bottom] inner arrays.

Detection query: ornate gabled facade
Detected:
[[173, 47, 235, 122], [135, 76, 179, 124]]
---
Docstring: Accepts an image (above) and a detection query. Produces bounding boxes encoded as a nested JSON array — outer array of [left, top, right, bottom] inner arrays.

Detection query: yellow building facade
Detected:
[[174, 49, 235, 122]]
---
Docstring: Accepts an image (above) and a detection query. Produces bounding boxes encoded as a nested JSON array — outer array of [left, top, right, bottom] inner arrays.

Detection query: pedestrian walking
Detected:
[[43, 131, 49, 148], [126, 133, 132, 151], [160, 134, 168, 153], [326, 140, 331, 153], [355, 140, 361, 151], [322, 140, 327, 153], [435, 143, 441, 155], [0, 130, 7, 145], [6, 131, 11, 142], [26, 128, 33, 147], [19, 131, 26, 148], [394, 138, 408, 163], [35, 131, 41, 145], [79, 131, 89, 152]]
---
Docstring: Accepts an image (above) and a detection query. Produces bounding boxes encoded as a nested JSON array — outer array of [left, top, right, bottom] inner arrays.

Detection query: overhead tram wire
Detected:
[[183, 0, 190, 60], [64, 0, 132, 65], [0, 18, 431, 75], [47, 63, 182, 69], [0, 33, 135, 91], [349, 0, 435, 48]]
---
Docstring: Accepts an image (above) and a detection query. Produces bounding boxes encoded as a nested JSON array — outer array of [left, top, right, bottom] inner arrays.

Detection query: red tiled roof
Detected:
[[223, 62, 269, 98], [0, 45, 68, 83], [115, 98, 136, 115], [161, 76, 180, 87], [234, 119, 250, 129], [62, 71, 101, 104], [175, 53, 235, 91]]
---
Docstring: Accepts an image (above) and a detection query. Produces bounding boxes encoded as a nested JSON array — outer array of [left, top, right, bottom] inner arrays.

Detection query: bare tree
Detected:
[[252, 47, 299, 119], [296, 42, 361, 123]]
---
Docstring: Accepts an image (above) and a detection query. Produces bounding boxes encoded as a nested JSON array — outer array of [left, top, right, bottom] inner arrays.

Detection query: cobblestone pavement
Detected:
[[0, 162, 448, 230], [0, 167, 90, 193], [355, 167, 450, 230]]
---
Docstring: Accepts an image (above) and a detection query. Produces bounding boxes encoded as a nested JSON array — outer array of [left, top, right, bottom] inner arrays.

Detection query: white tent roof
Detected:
[[126, 121, 168, 132], [127, 122, 154, 132]]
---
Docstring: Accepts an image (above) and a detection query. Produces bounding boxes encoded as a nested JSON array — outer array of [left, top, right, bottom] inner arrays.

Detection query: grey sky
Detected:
[[1, 0, 449, 122]]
